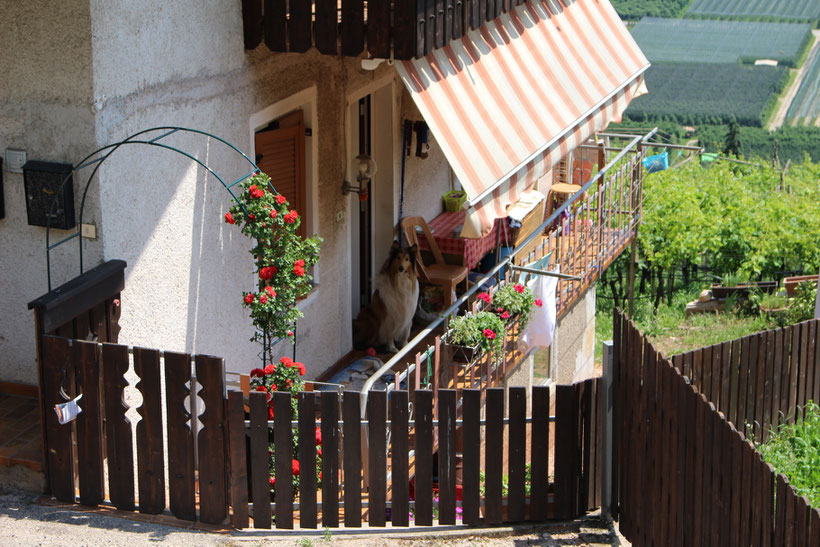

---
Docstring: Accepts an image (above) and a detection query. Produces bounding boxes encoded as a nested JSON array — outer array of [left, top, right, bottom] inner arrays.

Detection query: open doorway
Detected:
[[349, 83, 396, 318]]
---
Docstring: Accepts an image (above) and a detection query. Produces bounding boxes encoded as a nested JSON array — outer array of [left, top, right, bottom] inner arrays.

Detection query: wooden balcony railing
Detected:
[[242, 0, 530, 59]]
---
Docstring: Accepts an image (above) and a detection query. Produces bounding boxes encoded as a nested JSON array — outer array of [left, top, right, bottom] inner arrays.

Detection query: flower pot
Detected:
[[783, 275, 818, 296], [443, 337, 481, 364], [710, 281, 777, 298]]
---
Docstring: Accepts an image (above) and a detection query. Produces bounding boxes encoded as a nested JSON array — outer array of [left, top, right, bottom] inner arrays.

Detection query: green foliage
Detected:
[[447, 311, 505, 355], [227, 173, 322, 350], [640, 161, 820, 281], [624, 63, 789, 127], [611, 0, 691, 21], [724, 117, 743, 156], [686, 0, 820, 22], [756, 402, 820, 507], [696, 125, 820, 163], [786, 281, 819, 324], [630, 18, 812, 67], [786, 46, 820, 124]]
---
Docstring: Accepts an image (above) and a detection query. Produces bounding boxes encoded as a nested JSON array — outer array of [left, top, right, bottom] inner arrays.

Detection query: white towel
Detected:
[[519, 267, 559, 351]]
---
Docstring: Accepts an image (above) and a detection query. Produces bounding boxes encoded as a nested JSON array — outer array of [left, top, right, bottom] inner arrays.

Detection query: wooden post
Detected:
[[627, 233, 638, 317]]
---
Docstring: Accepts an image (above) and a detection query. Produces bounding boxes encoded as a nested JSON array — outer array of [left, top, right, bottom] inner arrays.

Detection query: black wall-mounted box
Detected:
[[23, 160, 75, 229]]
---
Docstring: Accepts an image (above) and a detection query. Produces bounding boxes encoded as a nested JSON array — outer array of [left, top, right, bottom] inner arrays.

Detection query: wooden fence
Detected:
[[613, 310, 820, 547], [241, 0, 529, 60], [40, 334, 604, 529]]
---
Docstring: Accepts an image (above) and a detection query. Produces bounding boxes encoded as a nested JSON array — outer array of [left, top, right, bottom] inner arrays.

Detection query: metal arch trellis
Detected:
[[45, 126, 264, 291], [44, 126, 297, 362]]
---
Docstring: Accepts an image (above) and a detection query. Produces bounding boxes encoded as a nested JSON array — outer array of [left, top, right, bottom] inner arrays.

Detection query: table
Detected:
[[417, 210, 510, 271]]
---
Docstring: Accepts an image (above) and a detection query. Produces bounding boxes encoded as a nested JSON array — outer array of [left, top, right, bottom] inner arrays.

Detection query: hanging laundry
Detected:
[[519, 267, 559, 351]]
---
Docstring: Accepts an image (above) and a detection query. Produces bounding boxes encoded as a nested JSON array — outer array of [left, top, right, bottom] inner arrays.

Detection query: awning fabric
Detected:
[[396, 0, 650, 238]]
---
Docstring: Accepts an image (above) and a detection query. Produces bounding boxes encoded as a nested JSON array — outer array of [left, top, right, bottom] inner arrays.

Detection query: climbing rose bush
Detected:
[[225, 172, 321, 346]]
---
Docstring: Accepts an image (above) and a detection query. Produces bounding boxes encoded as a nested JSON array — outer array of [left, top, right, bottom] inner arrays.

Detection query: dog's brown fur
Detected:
[[352, 241, 419, 353]]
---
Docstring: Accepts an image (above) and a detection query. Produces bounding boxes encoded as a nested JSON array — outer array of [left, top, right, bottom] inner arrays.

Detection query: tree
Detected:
[[724, 117, 743, 157]]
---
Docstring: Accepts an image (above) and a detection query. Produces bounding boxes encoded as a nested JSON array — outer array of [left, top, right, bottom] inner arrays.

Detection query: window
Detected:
[[254, 110, 307, 237]]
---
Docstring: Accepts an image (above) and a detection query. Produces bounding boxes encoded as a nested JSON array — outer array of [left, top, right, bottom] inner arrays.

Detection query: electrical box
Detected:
[[23, 160, 75, 230]]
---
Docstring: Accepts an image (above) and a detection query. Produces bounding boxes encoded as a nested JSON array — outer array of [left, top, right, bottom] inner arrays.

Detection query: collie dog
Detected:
[[353, 241, 419, 353]]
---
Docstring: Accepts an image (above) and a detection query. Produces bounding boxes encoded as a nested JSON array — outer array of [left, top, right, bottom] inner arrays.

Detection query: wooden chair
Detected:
[[401, 216, 469, 308]]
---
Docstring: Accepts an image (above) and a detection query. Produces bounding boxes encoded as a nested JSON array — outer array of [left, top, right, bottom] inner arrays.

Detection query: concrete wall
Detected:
[[553, 285, 598, 385], [0, 0, 453, 385], [0, 0, 102, 385]]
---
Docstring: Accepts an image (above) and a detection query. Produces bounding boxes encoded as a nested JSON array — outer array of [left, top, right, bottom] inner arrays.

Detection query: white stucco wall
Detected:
[[0, 0, 454, 385], [554, 285, 598, 385], [0, 0, 102, 385]]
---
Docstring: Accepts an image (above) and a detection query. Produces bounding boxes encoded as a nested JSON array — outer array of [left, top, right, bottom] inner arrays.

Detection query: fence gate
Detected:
[[36, 333, 606, 529]]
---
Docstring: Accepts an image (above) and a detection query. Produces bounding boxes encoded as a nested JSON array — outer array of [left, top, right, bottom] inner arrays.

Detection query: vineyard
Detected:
[[686, 0, 820, 23], [630, 18, 813, 67], [695, 125, 820, 162], [786, 44, 820, 125], [624, 63, 789, 127], [610, 0, 690, 21]]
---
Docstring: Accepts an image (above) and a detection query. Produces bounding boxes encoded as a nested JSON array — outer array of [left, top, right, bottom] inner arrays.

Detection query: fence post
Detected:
[[601, 340, 614, 518]]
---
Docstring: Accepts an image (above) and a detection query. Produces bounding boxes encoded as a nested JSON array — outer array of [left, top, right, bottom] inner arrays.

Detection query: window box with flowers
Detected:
[[443, 311, 505, 364]]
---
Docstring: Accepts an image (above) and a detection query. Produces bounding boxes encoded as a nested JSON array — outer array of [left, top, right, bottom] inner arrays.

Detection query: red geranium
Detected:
[[244, 293, 254, 304], [255, 385, 267, 393], [259, 294, 268, 304], [269, 476, 276, 486], [259, 266, 277, 280], [292, 459, 300, 476], [514, 284, 525, 294], [535, 299, 543, 307], [249, 184, 265, 199], [264, 286, 276, 297], [477, 292, 491, 303], [483, 328, 496, 339], [267, 406, 274, 419], [264, 364, 276, 375], [500, 310, 511, 319], [284, 210, 299, 224], [293, 264, 305, 277], [250, 368, 265, 378], [296, 362, 306, 376], [315, 426, 322, 445], [224, 212, 235, 224], [269, 209, 277, 218], [275, 194, 287, 204], [248, 213, 255, 221]]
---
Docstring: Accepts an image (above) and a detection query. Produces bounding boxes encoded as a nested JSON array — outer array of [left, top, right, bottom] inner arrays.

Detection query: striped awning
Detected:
[[396, 0, 650, 238]]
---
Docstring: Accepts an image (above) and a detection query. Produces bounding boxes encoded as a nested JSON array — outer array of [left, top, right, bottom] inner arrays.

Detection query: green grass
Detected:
[[786, 44, 820, 124], [596, 288, 780, 360], [631, 18, 813, 66], [756, 402, 820, 507]]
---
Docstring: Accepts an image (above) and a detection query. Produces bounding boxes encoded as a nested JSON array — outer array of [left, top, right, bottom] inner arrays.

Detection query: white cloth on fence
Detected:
[[519, 267, 559, 351]]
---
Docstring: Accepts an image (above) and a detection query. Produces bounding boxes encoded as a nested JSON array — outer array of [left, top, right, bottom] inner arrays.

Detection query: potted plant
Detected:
[[486, 283, 541, 330], [444, 311, 505, 363], [782, 275, 818, 296], [758, 293, 791, 316]]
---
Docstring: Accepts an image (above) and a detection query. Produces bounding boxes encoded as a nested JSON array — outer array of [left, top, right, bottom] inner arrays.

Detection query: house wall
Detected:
[[553, 285, 598, 385], [0, 0, 465, 387], [0, 0, 103, 385]]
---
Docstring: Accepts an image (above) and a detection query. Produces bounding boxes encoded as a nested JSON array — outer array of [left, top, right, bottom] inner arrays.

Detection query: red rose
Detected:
[[250, 368, 265, 378], [293, 264, 305, 277], [294, 259, 305, 267], [292, 459, 300, 476], [267, 406, 274, 419], [259, 294, 268, 304], [477, 292, 491, 303], [280, 357, 293, 367], [224, 212, 235, 224], [514, 284, 525, 294], [269, 209, 277, 219], [259, 266, 277, 280], [535, 299, 543, 307], [483, 328, 496, 339], [276, 194, 287, 204], [264, 364, 275, 374], [244, 293, 254, 304], [296, 362, 306, 376], [248, 213, 255, 221], [249, 184, 265, 199], [284, 210, 298, 224]]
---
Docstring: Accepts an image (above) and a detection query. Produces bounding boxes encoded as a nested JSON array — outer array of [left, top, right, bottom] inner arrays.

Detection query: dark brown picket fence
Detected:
[[40, 334, 603, 529], [613, 310, 820, 547]]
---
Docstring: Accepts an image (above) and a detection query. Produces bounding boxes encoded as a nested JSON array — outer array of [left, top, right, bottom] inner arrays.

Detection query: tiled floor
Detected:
[[0, 393, 42, 471]]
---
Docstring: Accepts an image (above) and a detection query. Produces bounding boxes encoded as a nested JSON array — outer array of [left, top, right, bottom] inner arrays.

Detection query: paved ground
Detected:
[[0, 488, 622, 546], [768, 29, 820, 130]]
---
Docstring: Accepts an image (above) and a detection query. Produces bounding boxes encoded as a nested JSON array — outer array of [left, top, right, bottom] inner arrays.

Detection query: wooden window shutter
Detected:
[[255, 110, 307, 237]]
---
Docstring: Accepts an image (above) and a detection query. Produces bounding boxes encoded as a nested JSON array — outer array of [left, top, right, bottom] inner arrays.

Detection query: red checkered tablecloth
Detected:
[[417, 210, 510, 271]]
